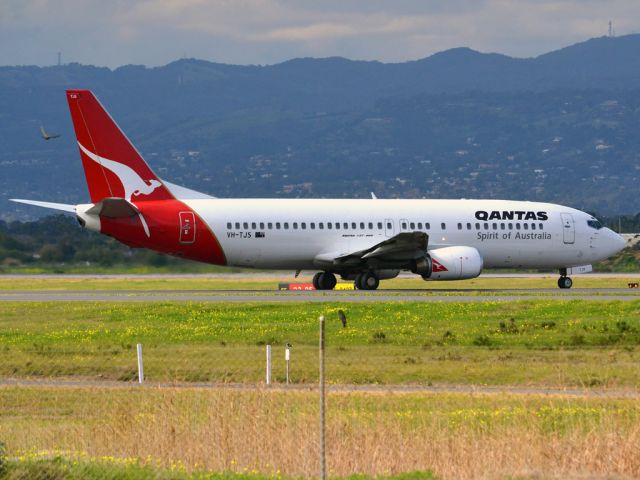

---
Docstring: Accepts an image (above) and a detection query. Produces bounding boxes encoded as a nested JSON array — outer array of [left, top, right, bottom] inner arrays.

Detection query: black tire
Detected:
[[317, 272, 337, 290], [354, 273, 363, 290], [558, 276, 573, 289], [360, 272, 380, 290], [312, 272, 322, 290]]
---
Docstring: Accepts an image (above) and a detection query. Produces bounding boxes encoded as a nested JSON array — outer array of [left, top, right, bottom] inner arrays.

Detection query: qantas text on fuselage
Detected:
[[11, 90, 625, 290]]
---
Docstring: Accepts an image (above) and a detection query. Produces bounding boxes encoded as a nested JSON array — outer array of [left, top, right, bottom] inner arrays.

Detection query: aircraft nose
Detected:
[[605, 229, 626, 256]]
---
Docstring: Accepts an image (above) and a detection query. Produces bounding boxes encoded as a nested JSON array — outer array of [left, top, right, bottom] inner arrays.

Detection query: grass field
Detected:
[[1, 386, 639, 479], [1, 279, 639, 478], [1, 300, 639, 387], [1, 274, 639, 291]]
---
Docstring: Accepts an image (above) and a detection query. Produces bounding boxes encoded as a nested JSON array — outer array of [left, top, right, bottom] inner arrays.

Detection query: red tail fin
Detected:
[[66, 90, 173, 203]]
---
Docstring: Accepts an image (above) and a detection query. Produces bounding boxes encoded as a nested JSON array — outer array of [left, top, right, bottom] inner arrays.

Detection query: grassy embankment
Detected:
[[1, 300, 639, 387]]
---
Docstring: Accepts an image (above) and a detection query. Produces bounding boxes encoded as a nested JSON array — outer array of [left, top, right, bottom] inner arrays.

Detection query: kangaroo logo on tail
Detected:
[[78, 142, 162, 202]]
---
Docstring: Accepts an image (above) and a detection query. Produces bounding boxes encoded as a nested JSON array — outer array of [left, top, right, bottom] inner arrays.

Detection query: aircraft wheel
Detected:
[[360, 272, 380, 290], [354, 273, 363, 290], [558, 276, 573, 289], [317, 272, 337, 290], [312, 272, 322, 290]]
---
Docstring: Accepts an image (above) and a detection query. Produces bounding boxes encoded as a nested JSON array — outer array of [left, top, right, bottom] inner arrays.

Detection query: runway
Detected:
[[1, 288, 639, 302]]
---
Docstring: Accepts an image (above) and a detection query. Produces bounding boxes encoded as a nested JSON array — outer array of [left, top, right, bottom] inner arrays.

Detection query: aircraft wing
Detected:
[[10, 199, 76, 213], [315, 231, 428, 269]]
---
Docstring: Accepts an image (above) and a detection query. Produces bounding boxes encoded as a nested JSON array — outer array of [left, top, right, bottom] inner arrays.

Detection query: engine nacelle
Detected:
[[425, 246, 483, 280], [411, 256, 432, 277]]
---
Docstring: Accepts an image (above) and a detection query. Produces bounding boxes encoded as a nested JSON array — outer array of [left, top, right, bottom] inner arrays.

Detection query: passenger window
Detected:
[[319, 223, 324, 229], [310, 222, 315, 229], [508, 223, 513, 230], [259, 222, 264, 229], [401, 222, 407, 230], [539, 223, 544, 230], [531, 223, 536, 230], [284, 222, 289, 229], [344, 222, 349, 229], [327, 222, 332, 229], [378, 222, 383, 229], [457, 223, 462, 230], [243, 222, 248, 229], [268, 223, 273, 229], [492, 223, 497, 230], [251, 222, 256, 229], [387, 222, 392, 229], [500, 223, 505, 230], [276, 222, 281, 229], [360, 222, 365, 229], [467, 223, 471, 230], [227, 222, 232, 229], [418, 222, 423, 229], [368, 222, 373, 229], [352, 222, 356, 229], [441, 223, 446, 230], [425, 223, 431, 230], [516, 223, 521, 230], [410, 222, 415, 229], [336, 223, 340, 230], [523, 223, 528, 230], [475, 223, 480, 230], [293, 222, 298, 229], [235, 222, 240, 229], [301, 222, 306, 229], [483, 223, 489, 230]]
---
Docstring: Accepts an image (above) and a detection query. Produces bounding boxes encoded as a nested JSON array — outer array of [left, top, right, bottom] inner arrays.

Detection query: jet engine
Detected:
[[424, 246, 483, 280]]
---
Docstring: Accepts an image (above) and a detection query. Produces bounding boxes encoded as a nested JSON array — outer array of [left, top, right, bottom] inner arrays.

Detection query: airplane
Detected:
[[40, 125, 60, 140], [11, 90, 625, 290]]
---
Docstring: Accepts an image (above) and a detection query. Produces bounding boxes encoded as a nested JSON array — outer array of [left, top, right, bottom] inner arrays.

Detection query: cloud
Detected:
[[1, 0, 639, 67]]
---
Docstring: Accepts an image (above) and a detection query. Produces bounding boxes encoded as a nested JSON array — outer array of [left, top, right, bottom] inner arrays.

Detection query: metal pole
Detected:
[[136, 343, 144, 384], [285, 347, 290, 385], [266, 344, 272, 385], [319, 315, 326, 480]]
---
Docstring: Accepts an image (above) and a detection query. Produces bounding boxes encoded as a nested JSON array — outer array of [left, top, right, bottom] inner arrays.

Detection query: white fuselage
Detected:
[[180, 198, 624, 270]]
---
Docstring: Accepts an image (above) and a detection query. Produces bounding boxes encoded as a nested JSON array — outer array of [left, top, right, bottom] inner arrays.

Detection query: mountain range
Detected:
[[1, 34, 640, 219]]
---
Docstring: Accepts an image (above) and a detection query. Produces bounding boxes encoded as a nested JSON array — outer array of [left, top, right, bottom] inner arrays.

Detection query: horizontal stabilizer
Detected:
[[10, 199, 75, 213], [85, 197, 140, 218]]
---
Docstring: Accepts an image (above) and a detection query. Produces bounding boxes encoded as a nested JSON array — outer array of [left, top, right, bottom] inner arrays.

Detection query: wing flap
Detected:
[[315, 231, 429, 269]]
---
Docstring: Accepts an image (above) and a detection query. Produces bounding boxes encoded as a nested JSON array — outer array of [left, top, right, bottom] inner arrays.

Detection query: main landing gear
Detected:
[[354, 272, 380, 291], [557, 268, 573, 289], [312, 271, 337, 290]]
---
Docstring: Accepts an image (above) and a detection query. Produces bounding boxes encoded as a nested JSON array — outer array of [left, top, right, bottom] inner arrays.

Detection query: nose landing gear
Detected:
[[557, 268, 573, 289]]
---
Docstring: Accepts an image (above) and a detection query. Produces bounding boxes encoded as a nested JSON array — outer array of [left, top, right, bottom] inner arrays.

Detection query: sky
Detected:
[[1, 0, 639, 68]]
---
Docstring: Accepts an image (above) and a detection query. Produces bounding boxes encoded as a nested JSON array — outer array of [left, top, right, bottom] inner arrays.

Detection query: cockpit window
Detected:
[[587, 219, 603, 230]]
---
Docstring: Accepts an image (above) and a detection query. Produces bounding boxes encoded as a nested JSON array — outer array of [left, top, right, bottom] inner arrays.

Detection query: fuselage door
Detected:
[[384, 218, 394, 238], [179, 211, 196, 244], [560, 213, 575, 244]]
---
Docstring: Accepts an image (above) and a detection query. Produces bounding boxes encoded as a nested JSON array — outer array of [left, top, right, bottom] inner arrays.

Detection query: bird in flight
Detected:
[[40, 125, 60, 140]]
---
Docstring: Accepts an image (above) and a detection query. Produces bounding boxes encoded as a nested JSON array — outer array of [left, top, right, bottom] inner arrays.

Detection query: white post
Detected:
[[136, 343, 144, 384], [319, 316, 326, 480], [285, 346, 291, 385], [266, 344, 272, 385]]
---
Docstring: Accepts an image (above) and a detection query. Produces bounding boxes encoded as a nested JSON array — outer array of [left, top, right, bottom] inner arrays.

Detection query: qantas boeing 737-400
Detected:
[[11, 90, 625, 290]]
